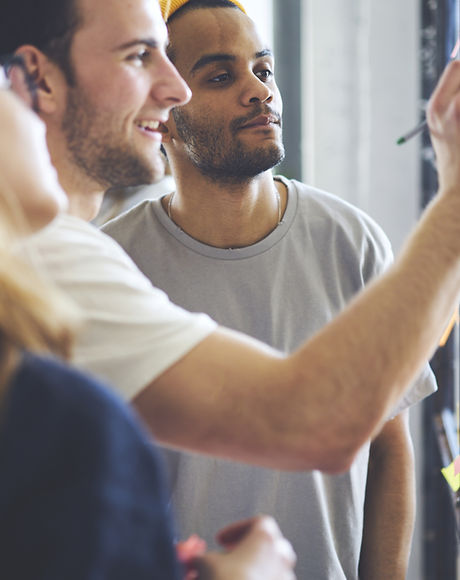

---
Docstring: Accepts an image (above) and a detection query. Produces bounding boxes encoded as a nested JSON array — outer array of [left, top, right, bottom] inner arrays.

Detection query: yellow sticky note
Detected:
[[441, 460, 460, 492]]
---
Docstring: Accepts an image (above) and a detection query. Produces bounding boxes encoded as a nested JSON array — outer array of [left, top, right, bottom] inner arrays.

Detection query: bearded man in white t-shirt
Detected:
[[3, 2, 460, 576]]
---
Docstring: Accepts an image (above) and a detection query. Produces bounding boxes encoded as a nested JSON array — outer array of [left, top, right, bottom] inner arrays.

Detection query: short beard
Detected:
[[62, 88, 162, 189], [173, 108, 285, 185]]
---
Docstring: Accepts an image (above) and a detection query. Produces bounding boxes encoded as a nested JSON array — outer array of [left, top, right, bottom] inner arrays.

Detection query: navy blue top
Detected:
[[0, 352, 182, 579]]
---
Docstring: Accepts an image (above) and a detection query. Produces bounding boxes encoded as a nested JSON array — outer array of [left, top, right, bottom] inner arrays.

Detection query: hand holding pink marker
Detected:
[[397, 38, 460, 145]]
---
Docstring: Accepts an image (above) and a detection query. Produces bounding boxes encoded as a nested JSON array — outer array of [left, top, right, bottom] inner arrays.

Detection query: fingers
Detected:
[[199, 515, 297, 579], [229, 515, 297, 578], [425, 60, 460, 193], [176, 534, 207, 563], [215, 516, 256, 548], [430, 61, 460, 111], [427, 60, 460, 134], [249, 516, 297, 569]]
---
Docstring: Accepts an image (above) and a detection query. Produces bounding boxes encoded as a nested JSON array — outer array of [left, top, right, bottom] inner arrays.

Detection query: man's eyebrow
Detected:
[[190, 48, 274, 75], [256, 49, 273, 59], [114, 38, 161, 51], [190, 54, 235, 75]]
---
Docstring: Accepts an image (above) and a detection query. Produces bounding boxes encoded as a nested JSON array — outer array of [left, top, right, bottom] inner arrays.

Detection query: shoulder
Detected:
[[291, 179, 387, 237], [23, 215, 217, 401], [0, 352, 180, 580], [25, 212, 160, 296], [102, 198, 162, 249], [277, 177, 394, 280], [286, 178, 392, 258], [29, 213, 140, 266], [8, 353, 132, 423], [94, 177, 174, 227], [4, 352, 159, 456]]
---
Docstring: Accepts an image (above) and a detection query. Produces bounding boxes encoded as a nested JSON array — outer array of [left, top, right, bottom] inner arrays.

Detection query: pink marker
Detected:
[[454, 454, 460, 476]]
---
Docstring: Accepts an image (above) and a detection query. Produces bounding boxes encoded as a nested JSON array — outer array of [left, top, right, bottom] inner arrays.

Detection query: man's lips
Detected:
[[136, 120, 161, 132], [238, 114, 280, 130], [135, 119, 165, 141]]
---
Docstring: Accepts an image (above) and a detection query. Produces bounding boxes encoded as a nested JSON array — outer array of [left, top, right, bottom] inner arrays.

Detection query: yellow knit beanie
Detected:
[[159, 0, 246, 23]]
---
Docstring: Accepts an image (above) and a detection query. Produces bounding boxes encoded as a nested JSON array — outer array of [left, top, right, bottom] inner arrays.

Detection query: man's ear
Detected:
[[14, 46, 67, 116]]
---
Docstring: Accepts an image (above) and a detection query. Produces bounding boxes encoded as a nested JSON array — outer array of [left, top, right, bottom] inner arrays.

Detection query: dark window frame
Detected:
[[421, 0, 460, 578]]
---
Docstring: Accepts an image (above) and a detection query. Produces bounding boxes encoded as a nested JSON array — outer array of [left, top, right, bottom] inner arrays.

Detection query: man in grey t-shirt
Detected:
[[103, 2, 436, 578]]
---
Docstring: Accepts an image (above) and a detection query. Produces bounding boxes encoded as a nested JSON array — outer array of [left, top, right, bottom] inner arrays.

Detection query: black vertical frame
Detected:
[[421, 1, 460, 578]]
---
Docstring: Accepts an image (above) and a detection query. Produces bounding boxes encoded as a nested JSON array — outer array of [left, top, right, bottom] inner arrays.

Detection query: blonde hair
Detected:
[[0, 174, 79, 386]]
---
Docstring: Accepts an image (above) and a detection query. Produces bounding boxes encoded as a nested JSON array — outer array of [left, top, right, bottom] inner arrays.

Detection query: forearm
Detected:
[[138, 189, 460, 472], [359, 412, 415, 579], [288, 186, 460, 470]]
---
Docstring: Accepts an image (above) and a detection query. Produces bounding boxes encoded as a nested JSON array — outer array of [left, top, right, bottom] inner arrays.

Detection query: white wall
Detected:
[[302, 0, 422, 252], [241, 0, 273, 45], [302, 1, 423, 578]]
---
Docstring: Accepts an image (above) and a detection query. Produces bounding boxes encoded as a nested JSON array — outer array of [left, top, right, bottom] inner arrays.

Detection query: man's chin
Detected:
[[104, 153, 166, 189], [134, 147, 167, 185]]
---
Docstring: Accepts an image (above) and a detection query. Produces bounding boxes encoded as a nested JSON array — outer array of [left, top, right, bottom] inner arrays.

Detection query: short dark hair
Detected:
[[0, 0, 81, 83], [166, 0, 244, 61], [168, 0, 243, 24]]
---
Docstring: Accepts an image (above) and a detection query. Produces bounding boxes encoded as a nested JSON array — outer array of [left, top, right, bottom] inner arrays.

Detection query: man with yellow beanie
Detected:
[[160, 0, 246, 21], [103, 2, 436, 579]]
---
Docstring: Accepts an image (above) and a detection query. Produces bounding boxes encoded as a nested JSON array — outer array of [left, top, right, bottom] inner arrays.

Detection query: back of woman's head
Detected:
[[0, 85, 78, 371], [0, 186, 78, 365]]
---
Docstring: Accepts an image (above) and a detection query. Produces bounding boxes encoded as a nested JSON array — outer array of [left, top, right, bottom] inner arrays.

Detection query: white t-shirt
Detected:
[[25, 213, 217, 400]]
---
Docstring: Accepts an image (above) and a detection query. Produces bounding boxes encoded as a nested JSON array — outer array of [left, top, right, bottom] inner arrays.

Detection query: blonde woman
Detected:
[[0, 68, 185, 578], [0, 66, 296, 580]]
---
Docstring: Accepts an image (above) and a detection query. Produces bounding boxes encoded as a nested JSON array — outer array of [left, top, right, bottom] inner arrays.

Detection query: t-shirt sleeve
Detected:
[[28, 216, 217, 401], [357, 211, 438, 414], [389, 363, 437, 417]]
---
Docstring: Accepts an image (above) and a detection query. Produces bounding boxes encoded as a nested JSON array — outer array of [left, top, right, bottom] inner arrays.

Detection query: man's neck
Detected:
[[56, 168, 105, 221], [163, 169, 287, 249], [49, 141, 105, 222], [66, 190, 105, 221]]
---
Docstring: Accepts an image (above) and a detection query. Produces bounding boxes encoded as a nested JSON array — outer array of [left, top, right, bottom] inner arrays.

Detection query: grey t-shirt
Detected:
[[103, 175, 436, 579]]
